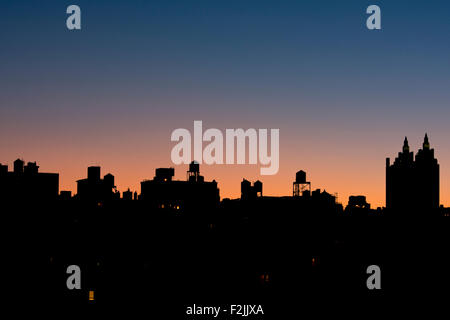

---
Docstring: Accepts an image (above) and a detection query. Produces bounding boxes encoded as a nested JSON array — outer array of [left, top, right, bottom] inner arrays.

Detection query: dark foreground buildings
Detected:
[[223, 173, 342, 219], [76, 166, 120, 202], [0, 158, 58, 201], [241, 179, 263, 200], [386, 134, 439, 210], [140, 161, 220, 212], [3, 147, 450, 309]]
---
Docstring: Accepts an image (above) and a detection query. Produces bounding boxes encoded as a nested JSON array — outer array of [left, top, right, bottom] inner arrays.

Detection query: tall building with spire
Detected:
[[415, 134, 440, 208], [386, 134, 439, 210]]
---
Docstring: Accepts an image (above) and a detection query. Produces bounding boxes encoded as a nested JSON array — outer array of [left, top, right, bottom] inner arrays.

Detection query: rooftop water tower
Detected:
[[187, 160, 203, 182], [293, 170, 311, 197]]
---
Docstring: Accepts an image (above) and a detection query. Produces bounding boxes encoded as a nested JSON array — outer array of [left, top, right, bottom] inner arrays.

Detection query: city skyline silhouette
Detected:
[[0, 133, 445, 211], [3, 133, 449, 310]]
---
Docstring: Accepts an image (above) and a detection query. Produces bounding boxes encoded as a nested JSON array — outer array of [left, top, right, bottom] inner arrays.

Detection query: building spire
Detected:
[[403, 136, 409, 153], [423, 133, 430, 150]]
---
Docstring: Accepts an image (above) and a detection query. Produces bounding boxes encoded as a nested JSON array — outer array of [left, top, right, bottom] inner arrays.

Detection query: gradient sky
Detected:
[[1, 0, 450, 207]]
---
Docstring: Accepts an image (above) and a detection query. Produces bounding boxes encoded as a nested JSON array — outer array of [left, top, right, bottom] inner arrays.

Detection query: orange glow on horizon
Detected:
[[2, 122, 449, 208]]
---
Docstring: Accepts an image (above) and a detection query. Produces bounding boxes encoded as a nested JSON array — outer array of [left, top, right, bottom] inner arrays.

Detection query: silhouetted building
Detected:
[[0, 164, 8, 175], [187, 161, 204, 182], [224, 170, 342, 220], [241, 179, 263, 200], [123, 188, 133, 201], [59, 191, 72, 200], [386, 134, 439, 210], [88, 166, 101, 182], [344, 195, 374, 215], [76, 166, 119, 202], [347, 196, 370, 210], [140, 162, 219, 212], [415, 134, 440, 209], [311, 189, 336, 205], [293, 170, 311, 197], [24, 161, 39, 174], [154, 168, 174, 182], [0, 158, 59, 201], [14, 158, 24, 174]]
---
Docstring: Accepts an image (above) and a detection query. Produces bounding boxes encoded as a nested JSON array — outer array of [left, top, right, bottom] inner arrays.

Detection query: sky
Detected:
[[1, 0, 450, 207]]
